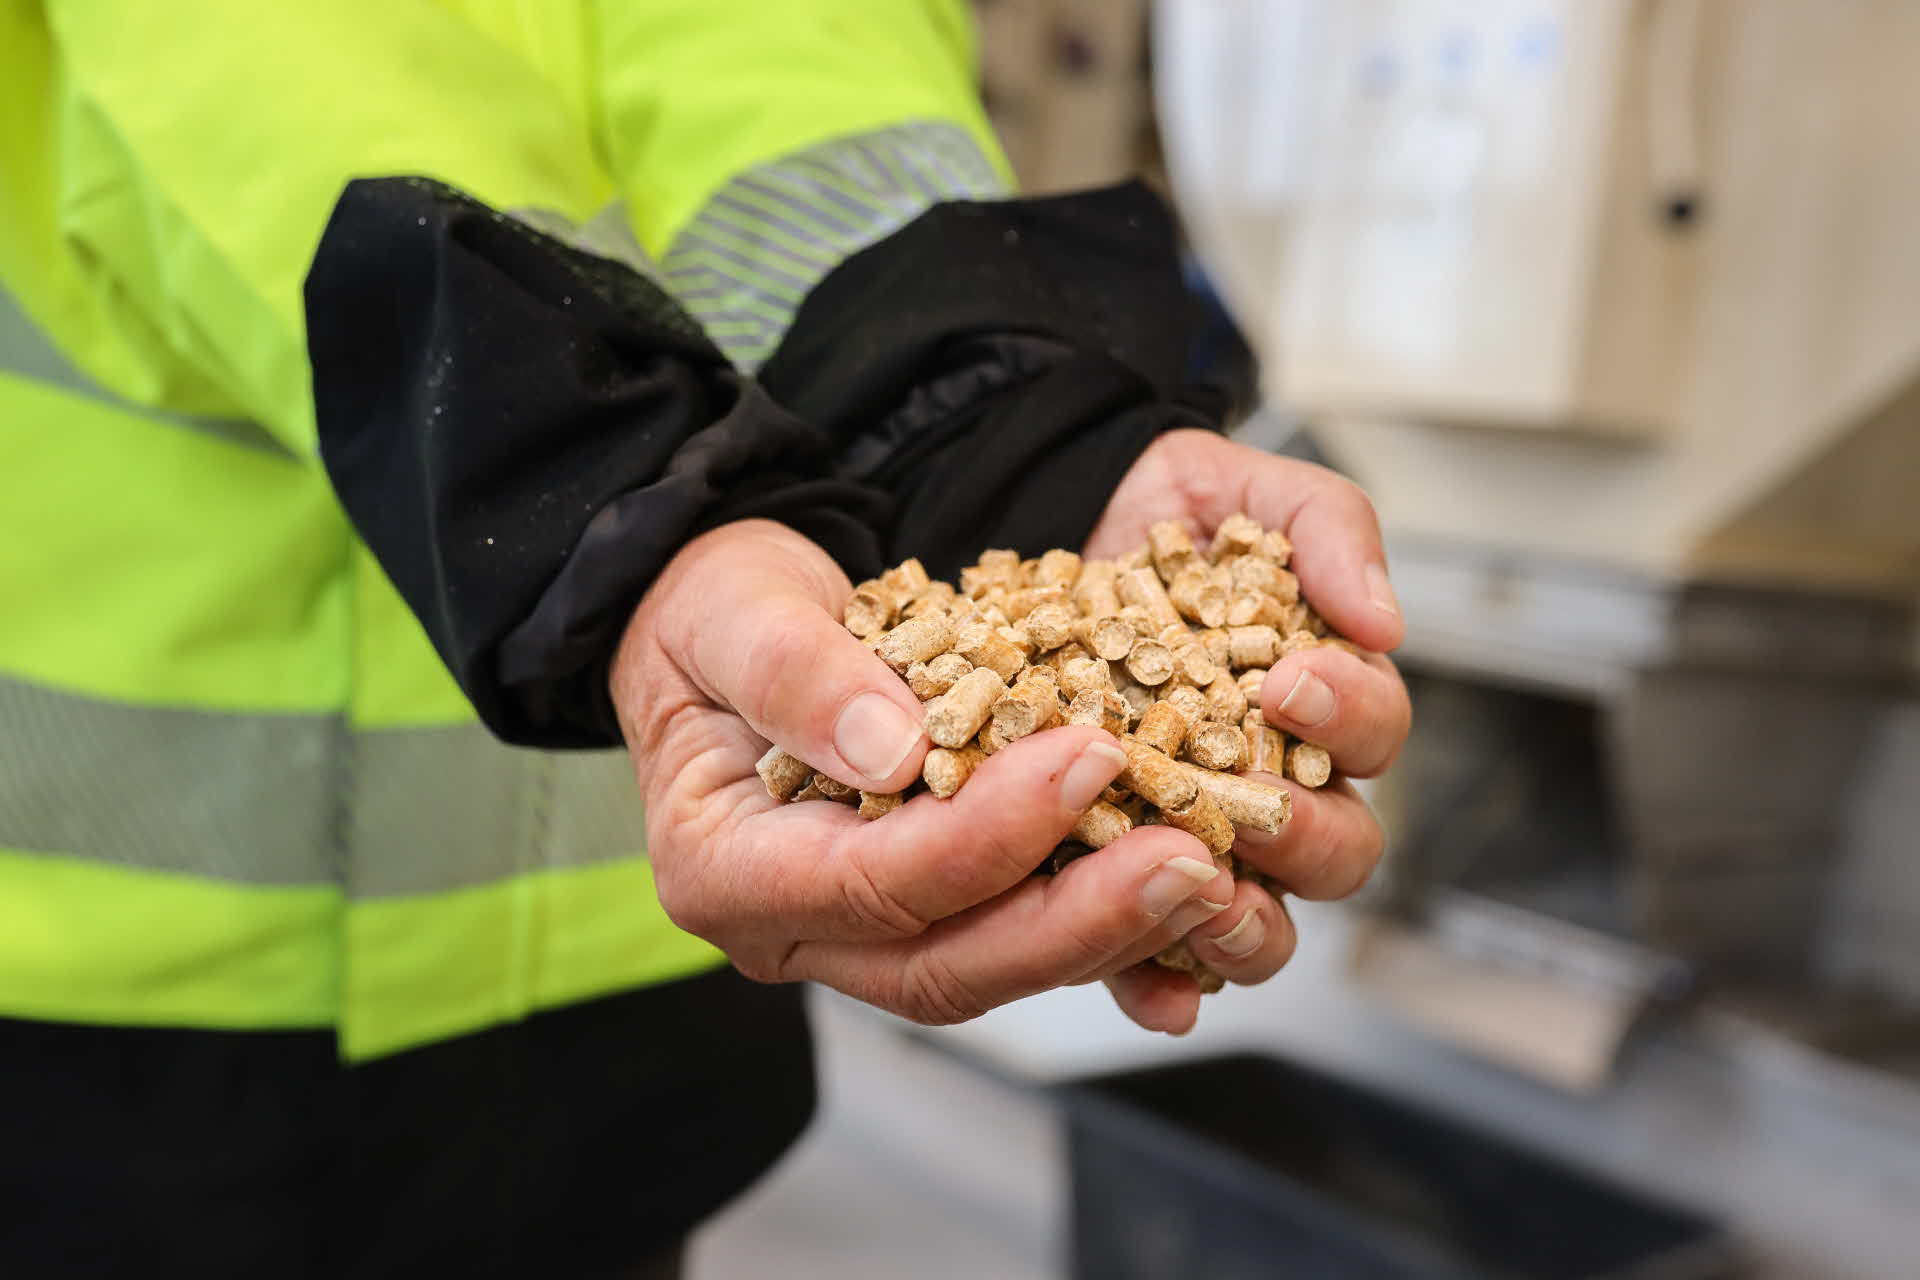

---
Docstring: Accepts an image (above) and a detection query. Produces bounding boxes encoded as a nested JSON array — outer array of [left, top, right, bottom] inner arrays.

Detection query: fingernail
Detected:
[[1277, 670, 1335, 728], [1140, 856, 1219, 917], [1166, 896, 1232, 935], [1365, 563, 1399, 617], [1060, 740, 1128, 813], [834, 692, 922, 782], [1209, 909, 1266, 958]]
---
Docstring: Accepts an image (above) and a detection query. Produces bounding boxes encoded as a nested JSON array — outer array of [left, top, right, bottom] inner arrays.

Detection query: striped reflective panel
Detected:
[[0, 674, 647, 896], [662, 120, 1008, 370], [0, 287, 293, 458]]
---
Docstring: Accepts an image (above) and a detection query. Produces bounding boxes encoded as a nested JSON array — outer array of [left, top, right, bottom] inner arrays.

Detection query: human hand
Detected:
[[1083, 429, 1412, 1033], [610, 519, 1237, 1025]]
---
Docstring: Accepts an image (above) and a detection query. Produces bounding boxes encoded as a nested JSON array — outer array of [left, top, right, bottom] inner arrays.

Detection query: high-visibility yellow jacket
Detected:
[[0, 0, 1008, 1062]]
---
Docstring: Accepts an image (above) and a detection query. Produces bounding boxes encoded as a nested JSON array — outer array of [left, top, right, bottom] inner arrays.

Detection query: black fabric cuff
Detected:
[[306, 178, 887, 747], [759, 180, 1245, 581]]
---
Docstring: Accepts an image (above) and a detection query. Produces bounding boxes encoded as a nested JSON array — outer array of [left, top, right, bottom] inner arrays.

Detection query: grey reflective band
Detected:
[[0, 288, 294, 459], [663, 120, 1008, 370], [0, 675, 646, 895], [0, 676, 339, 885], [344, 727, 646, 898]]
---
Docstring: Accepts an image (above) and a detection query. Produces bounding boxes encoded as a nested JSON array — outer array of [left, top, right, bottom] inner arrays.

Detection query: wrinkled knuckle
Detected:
[[838, 858, 929, 942], [896, 951, 991, 1026]]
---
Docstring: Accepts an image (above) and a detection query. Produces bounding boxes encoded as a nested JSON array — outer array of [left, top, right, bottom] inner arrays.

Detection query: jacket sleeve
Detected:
[[42, 0, 614, 456]]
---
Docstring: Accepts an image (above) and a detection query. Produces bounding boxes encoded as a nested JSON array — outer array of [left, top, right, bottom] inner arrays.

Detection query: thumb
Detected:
[[669, 523, 931, 793]]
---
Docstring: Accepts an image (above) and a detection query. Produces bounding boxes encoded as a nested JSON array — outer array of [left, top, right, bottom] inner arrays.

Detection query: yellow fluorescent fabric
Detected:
[[0, 374, 347, 712], [41, 0, 614, 454], [341, 857, 722, 1061], [592, 0, 1010, 253], [3, 0, 992, 1057], [0, 849, 342, 1030]]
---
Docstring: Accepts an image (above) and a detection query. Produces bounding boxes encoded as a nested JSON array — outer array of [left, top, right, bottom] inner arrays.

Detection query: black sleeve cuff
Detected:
[[758, 180, 1251, 582], [306, 178, 887, 748]]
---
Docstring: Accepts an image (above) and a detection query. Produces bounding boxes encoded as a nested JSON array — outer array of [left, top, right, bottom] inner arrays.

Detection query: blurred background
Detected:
[[693, 2, 1920, 1276]]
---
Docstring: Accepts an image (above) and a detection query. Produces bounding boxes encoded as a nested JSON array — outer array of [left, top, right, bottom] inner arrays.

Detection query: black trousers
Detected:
[[0, 969, 814, 1279]]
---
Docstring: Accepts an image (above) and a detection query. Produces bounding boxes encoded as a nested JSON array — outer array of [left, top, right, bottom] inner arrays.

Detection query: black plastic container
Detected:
[[1061, 1053, 1740, 1279]]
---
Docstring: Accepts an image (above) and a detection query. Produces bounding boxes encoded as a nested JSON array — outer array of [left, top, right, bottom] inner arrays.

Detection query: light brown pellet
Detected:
[[1196, 627, 1231, 668], [1286, 741, 1333, 789], [1209, 513, 1264, 564], [883, 557, 932, 599], [1134, 701, 1192, 757], [1060, 656, 1114, 699], [1162, 790, 1235, 857], [1203, 672, 1248, 723], [1237, 668, 1269, 703], [756, 746, 812, 801], [1185, 762, 1291, 834], [992, 669, 1062, 741], [1227, 625, 1281, 669], [1243, 716, 1287, 776], [923, 745, 986, 798], [1168, 568, 1229, 628], [858, 791, 905, 820], [877, 615, 956, 672], [1037, 549, 1084, 589], [1118, 738, 1198, 811], [1124, 638, 1175, 687], [1072, 559, 1122, 617], [1117, 567, 1182, 633], [1081, 615, 1137, 661], [1147, 520, 1201, 581], [1069, 801, 1133, 849], [1161, 683, 1208, 727], [1159, 939, 1227, 993], [844, 581, 899, 639], [955, 620, 1026, 681], [924, 666, 1005, 748], [1024, 602, 1076, 652], [1186, 721, 1248, 772], [811, 774, 857, 802]]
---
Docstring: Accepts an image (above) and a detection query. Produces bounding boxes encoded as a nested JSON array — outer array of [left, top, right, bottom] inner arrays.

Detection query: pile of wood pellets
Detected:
[[756, 514, 1351, 993]]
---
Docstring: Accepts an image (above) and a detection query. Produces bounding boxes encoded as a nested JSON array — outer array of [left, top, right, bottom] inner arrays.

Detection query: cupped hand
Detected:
[[1083, 429, 1411, 1034], [610, 518, 1236, 1026]]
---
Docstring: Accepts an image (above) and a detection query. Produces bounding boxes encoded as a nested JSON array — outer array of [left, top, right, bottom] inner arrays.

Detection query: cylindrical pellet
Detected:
[[1082, 615, 1137, 661], [844, 581, 899, 639], [1060, 656, 1113, 700], [1227, 625, 1280, 669], [1037, 548, 1084, 588], [858, 791, 904, 820], [883, 557, 932, 598], [1162, 790, 1235, 857], [1259, 529, 1294, 566], [1118, 567, 1182, 633], [1157, 939, 1227, 993], [811, 774, 857, 802], [877, 615, 955, 672], [1005, 585, 1066, 622], [1186, 762, 1291, 834], [1162, 683, 1207, 726], [1203, 672, 1248, 723], [1243, 713, 1285, 775], [756, 746, 812, 801], [955, 620, 1027, 681], [924, 666, 1005, 748], [1209, 513, 1264, 564], [1124, 639, 1175, 687], [1186, 721, 1248, 772], [1168, 569, 1229, 628], [1147, 520, 1201, 582], [1286, 741, 1333, 788], [1024, 602, 1076, 653], [1118, 738, 1197, 811], [1069, 800, 1133, 850], [922, 745, 986, 798], [903, 582, 957, 619], [1134, 701, 1192, 757], [1237, 668, 1268, 703], [1072, 559, 1121, 617], [992, 671, 1062, 741], [1280, 630, 1321, 658], [1196, 627, 1231, 668]]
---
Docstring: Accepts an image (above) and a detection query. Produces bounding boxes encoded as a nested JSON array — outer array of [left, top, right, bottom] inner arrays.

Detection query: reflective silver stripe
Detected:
[[662, 120, 1008, 370], [0, 675, 647, 895], [0, 676, 339, 885], [344, 725, 645, 899], [0, 288, 294, 459]]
